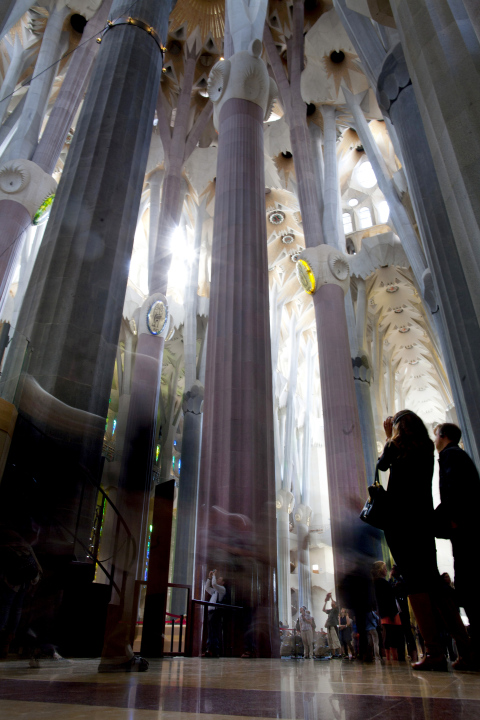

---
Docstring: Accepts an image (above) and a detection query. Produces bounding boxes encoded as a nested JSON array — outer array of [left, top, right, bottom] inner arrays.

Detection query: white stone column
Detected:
[[321, 105, 341, 249], [343, 88, 432, 307], [0, 35, 26, 127], [5, 2, 70, 162]]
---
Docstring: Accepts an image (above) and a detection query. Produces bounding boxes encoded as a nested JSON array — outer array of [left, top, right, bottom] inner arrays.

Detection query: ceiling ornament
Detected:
[[169, 0, 225, 46], [386, 285, 398, 293], [269, 209, 286, 225], [281, 234, 295, 244], [322, 49, 359, 96]]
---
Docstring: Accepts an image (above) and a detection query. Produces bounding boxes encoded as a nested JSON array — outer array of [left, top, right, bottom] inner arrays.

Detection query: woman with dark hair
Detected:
[[374, 410, 472, 670]]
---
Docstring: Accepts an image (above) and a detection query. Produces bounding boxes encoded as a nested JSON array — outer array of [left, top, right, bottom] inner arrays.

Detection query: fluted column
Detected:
[[194, 5, 279, 655], [171, 201, 205, 613], [0, 1, 112, 311], [297, 244, 367, 585], [389, 0, 480, 318], [0, 3, 173, 672], [376, 42, 480, 464], [352, 277, 378, 482], [295, 503, 312, 612], [172, 383, 204, 613], [32, 0, 113, 174], [276, 489, 293, 627]]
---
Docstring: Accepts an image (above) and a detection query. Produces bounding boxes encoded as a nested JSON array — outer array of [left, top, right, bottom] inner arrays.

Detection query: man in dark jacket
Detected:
[[434, 423, 480, 654]]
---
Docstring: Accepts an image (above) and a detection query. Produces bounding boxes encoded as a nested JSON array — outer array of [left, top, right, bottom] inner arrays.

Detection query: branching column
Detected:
[[0, 0, 112, 309], [376, 43, 480, 464], [266, 1, 367, 591], [0, 0, 173, 671], [194, 0, 279, 657]]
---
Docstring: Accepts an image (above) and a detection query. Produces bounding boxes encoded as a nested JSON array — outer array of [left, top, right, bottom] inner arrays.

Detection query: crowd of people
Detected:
[[277, 415, 479, 670], [2, 413, 478, 671]]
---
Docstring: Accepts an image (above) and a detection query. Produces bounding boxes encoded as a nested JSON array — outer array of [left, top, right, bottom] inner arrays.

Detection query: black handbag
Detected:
[[359, 467, 387, 530]]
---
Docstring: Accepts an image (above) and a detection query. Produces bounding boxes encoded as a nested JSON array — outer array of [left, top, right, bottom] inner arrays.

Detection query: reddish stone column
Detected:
[[0, 200, 31, 305], [195, 98, 279, 657], [313, 284, 367, 579]]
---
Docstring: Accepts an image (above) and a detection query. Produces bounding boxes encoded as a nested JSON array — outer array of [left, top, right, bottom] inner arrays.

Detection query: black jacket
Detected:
[[437, 443, 480, 526], [377, 441, 434, 531]]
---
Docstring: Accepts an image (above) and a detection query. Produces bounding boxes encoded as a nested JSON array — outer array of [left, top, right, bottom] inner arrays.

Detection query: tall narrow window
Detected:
[[359, 206, 372, 229], [377, 200, 390, 223], [342, 212, 353, 234]]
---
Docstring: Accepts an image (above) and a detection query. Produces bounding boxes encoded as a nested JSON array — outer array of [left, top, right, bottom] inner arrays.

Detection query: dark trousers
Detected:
[[206, 609, 222, 655]]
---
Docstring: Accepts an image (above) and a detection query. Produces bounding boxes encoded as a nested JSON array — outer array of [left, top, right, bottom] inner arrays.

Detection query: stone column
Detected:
[[171, 382, 204, 613], [0, 0, 172, 631], [0, 1, 32, 39], [0, 0, 112, 312], [0, 163, 56, 308], [343, 88, 432, 305], [5, 2, 70, 162], [32, 0, 114, 174], [194, 1, 279, 657], [352, 277, 378, 483], [0, 34, 26, 127], [295, 503, 312, 612], [389, 0, 480, 317], [265, 0, 368, 595], [321, 105, 342, 249], [279, 314, 299, 624], [171, 201, 205, 613], [376, 42, 480, 464], [283, 314, 299, 491], [276, 488, 293, 628], [147, 168, 164, 295], [308, 120, 325, 222], [297, 244, 367, 585]]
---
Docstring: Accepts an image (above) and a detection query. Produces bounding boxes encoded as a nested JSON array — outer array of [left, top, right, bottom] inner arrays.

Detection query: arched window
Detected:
[[342, 212, 353, 234], [358, 206, 372, 229], [377, 200, 390, 223]]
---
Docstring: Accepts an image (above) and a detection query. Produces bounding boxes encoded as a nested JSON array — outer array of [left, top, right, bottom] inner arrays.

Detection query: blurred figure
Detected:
[[372, 561, 404, 661], [298, 606, 314, 659], [375, 410, 473, 671], [365, 607, 381, 660], [0, 526, 41, 659], [434, 422, 480, 664], [204, 569, 226, 658], [338, 608, 354, 659], [389, 565, 418, 662], [323, 593, 342, 658], [314, 628, 330, 658]]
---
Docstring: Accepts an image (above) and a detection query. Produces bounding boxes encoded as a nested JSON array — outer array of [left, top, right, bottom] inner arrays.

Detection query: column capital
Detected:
[[296, 244, 350, 296], [376, 43, 411, 117], [294, 503, 312, 526], [276, 489, 294, 514], [207, 47, 277, 130], [183, 382, 204, 415], [352, 355, 372, 384], [0, 159, 56, 220]]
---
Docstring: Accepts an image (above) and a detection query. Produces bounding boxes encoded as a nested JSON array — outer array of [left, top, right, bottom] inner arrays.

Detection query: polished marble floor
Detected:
[[1, 656, 480, 719]]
